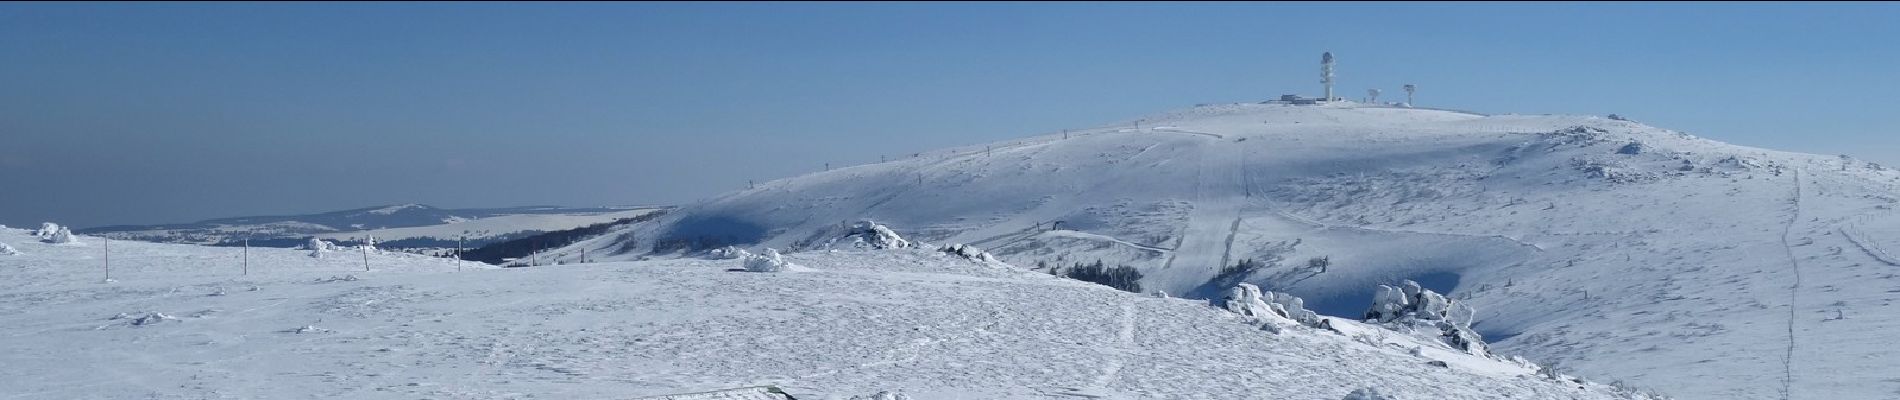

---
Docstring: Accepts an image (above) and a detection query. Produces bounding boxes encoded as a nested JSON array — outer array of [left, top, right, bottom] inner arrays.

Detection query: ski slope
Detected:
[[546, 101, 1900, 399], [0, 227, 1654, 399]]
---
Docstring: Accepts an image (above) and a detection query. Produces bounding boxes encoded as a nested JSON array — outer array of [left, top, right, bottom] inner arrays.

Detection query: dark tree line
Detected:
[[1061, 260, 1144, 293], [459, 210, 668, 264]]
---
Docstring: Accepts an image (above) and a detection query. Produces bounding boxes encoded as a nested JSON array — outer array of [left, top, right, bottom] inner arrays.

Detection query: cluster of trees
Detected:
[[1056, 260, 1144, 293], [460, 210, 668, 264]]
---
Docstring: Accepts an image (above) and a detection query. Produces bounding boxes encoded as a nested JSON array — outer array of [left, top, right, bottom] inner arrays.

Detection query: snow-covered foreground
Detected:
[[544, 101, 1900, 399], [0, 228, 1650, 399]]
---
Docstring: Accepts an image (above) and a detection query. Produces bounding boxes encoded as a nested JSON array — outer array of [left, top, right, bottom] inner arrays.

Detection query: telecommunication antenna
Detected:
[[1320, 52, 1336, 101], [1403, 84, 1416, 105], [1367, 88, 1381, 103]]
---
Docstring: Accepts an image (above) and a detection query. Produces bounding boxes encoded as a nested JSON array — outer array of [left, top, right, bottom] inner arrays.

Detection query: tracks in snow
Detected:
[[1778, 169, 1804, 400], [1151, 127, 1225, 139], [1089, 300, 1138, 392], [1039, 230, 1174, 253], [1160, 131, 1246, 287]]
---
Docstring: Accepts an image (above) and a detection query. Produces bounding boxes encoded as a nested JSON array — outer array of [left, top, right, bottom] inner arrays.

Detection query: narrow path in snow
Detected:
[[1778, 169, 1804, 400], [965, 223, 1051, 249], [1151, 127, 1225, 139], [1039, 230, 1173, 253], [1089, 300, 1138, 391]]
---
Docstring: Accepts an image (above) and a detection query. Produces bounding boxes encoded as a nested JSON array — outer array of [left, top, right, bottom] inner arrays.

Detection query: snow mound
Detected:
[[743, 248, 795, 273], [0, 242, 18, 256], [1363, 280, 1486, 355]]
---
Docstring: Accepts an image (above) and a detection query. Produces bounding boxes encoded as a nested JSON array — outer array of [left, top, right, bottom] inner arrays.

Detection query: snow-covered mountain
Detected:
[[539, 101, 1900, 400], [79, 204, 667, 249], [0, 227, 1659, 399]]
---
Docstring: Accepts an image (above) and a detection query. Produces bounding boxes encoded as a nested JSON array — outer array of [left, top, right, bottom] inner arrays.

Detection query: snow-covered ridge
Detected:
[[80, 204, 668, 250], [540, 101, 1900, 399]]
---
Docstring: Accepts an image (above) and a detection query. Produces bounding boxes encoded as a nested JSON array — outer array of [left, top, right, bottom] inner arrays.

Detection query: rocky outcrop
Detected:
[[1220, 283, 1324, 328], [1363, 280, 1487, 355]]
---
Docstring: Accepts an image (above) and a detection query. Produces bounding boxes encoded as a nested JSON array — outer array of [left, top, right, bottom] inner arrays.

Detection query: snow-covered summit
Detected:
[[541, 101, 1900, 399]]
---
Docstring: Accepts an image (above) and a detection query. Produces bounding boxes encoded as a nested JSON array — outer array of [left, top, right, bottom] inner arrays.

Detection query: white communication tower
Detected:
[[1321, 52, 1335, 101]]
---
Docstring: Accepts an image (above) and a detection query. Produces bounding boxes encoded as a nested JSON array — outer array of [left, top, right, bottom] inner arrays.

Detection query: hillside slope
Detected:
[[0, 228, 1653, 399], [545, 101, 1900, 399]]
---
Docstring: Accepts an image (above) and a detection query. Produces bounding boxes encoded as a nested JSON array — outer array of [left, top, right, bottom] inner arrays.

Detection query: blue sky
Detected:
[[5, 2, 1900, 228]]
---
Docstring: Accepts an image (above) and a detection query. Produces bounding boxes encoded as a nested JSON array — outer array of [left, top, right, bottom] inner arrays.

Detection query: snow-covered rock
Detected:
[[707, 246, 751, 260], [1342, 387, 1393, 400], [1366, 285, 1410, 323], [289, 325, 333, 334], [0, 242, 18, 256], [847, 391, 913, 400], [109, 312, 179, 326], [937, 243, 995, 263], [1220, 283, 1323, 328], [742, 248, 794, 273], [42, 227, 79, 244], [303, 237, 336, 251], [305, 238, 337, 258], [838, 220, 910, 250], [1616, 141, 1646, 155], [1222, 283, 1276, 319], [33, 222, 61, 239], [1361, 280, 1487, 355]]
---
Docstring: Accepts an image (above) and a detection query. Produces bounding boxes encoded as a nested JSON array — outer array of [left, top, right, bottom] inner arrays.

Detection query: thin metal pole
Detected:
[[361, 243, 370, 272], [243, 239, 249, 276], [103, 238, 110, 282]]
